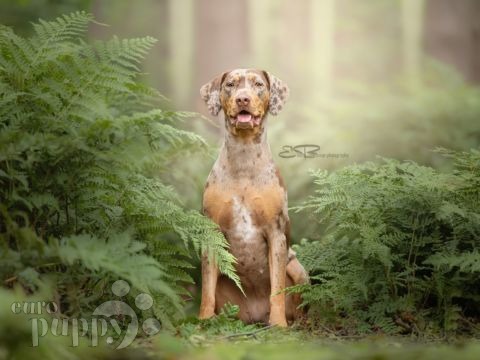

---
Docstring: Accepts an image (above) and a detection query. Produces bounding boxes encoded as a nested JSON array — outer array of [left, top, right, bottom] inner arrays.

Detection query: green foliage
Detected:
[[293, 148, 480, 335], [177, 303, 261, 345], [0, 12, 240, 329], [2, 280, 480, 360], [0, 0, 92, 36]]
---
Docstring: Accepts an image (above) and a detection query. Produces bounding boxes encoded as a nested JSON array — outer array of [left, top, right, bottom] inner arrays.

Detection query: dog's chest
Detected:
[[203, 180, 285, 235]]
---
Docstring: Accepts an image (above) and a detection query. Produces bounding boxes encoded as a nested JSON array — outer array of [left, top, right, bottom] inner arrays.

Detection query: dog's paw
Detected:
[[198, 307, 215, 320]]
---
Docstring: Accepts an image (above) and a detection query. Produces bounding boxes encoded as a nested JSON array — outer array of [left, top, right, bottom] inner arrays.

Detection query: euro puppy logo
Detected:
[[12, 280, 161, 349]]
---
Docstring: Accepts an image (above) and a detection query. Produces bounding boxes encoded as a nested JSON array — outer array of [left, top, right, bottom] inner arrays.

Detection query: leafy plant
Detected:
[[0, 12, 239, 329], [293, 148, 480, 335], [177, 303, 261, 345]]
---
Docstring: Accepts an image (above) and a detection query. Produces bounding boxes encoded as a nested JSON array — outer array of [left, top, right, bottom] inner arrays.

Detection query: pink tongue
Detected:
[[237, 114, 252, 123]]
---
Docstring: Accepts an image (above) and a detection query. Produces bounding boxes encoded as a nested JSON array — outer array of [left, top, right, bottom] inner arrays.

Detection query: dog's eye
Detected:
[[225, 82, 234, 88], [255, 82, 264, 87]]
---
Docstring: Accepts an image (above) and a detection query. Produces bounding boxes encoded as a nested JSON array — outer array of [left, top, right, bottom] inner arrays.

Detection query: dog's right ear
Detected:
[[200, 72, 228, 116]]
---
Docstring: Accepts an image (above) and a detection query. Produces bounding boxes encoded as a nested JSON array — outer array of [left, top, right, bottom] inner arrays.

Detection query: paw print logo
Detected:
[[92, 280, 161, 349]]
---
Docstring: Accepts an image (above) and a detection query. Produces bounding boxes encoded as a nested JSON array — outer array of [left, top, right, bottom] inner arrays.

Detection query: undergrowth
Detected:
[[293, 148, 480, 336], [0, 12, 239, 333]]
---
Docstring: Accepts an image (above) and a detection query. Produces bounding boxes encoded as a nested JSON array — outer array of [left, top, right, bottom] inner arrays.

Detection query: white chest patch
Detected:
[[232, 196, 256, 242]]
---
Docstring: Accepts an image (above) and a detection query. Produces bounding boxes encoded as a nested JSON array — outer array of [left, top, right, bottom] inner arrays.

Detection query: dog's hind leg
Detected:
[[286, 249, 309, 286], [285, 249, 309, 321]]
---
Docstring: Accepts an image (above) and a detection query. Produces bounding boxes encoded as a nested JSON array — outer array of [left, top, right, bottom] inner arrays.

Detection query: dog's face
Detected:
[[200, 69, 289, 135], [221, 69, 270, 130]]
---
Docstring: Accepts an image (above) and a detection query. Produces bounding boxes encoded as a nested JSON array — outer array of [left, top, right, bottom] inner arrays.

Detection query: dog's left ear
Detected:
[[200, 72, 228, 116], [263, 71, 289, 116]]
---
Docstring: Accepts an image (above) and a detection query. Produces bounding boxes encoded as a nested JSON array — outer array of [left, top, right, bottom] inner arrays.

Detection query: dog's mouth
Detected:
[[232, 110, 262, 129]]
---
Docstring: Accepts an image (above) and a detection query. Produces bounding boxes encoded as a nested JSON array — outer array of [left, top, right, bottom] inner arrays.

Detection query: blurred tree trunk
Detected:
[[310, 0, 336, 100], [90, 0, 102, 37], [194, 0, 248, 112], [424, 0, 480, 84], [168, 0, 194, 108], [401, 0, 426, 89], [247, 0, 277, 69]]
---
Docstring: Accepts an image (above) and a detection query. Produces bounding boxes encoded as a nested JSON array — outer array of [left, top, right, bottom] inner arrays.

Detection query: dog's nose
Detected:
[[236, 96, 251, 106]]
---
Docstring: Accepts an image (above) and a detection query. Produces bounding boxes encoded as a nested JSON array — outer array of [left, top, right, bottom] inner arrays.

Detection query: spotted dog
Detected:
[[198, 69, 309, 327]]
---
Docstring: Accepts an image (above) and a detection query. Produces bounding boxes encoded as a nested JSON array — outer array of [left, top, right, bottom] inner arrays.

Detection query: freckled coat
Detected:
[[199, 69, 308, 325]]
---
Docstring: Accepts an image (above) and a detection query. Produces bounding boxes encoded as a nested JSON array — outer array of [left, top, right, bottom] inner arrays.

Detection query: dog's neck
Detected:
[[217, 118, 274, 179]]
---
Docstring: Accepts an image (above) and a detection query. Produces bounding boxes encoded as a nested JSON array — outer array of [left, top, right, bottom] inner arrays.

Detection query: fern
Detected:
[[0, 12, 239, 330], [293, 148, 480, 335]]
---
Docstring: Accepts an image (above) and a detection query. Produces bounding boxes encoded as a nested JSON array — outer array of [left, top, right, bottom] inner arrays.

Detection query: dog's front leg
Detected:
[[267, 228, 288, 327], [199, 252, 218, 319]]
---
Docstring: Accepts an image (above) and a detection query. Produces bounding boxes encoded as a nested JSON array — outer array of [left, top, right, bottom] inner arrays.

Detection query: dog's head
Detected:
[[200, 69, 289, 134]]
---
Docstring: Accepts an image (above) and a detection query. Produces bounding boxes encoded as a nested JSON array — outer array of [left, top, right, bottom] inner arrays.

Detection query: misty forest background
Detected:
[[1, 0, 480, 359]]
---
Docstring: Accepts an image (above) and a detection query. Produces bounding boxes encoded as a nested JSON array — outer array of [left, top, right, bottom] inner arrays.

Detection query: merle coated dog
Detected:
[[199, 69, 309, 326]]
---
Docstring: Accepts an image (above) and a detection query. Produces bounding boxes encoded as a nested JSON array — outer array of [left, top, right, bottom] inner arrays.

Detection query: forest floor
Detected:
[[127, 327, 480, 360]]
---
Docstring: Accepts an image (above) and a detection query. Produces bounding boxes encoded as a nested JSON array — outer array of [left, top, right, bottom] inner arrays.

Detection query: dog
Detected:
[[198, 69, 309, 327]]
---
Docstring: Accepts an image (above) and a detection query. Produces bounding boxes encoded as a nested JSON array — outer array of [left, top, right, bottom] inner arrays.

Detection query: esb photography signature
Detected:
[[278, 145, 349, 159]]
